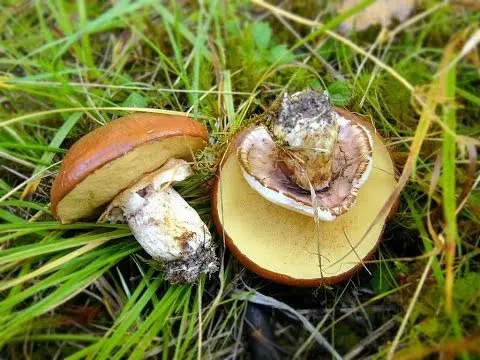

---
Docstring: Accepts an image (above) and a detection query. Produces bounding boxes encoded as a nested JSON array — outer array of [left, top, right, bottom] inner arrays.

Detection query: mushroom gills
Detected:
[[102, 159, 218, 283]]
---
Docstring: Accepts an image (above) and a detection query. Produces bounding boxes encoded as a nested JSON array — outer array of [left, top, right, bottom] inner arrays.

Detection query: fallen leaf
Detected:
[[338, 0, 417, 33]]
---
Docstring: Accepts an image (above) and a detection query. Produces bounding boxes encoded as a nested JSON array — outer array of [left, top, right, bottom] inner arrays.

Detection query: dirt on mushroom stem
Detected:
[[272, 90, 341, 191]]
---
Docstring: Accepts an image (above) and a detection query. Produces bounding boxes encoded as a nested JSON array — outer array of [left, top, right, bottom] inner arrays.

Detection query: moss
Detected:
[[380, 62, 431, 126]]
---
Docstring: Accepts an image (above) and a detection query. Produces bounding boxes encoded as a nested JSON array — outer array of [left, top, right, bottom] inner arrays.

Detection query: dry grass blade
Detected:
[[0, 107, 205, 129], [393, 334, 480, 360], [387, 256, 434, 359], [344, 317, 396, 360], [0, 151, 36, 169], [456, 140, 478, 215], [445, 28, 480, 71]]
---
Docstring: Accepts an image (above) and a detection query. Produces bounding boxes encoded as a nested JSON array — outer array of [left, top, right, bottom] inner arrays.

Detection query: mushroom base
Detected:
[[163, 241, 218, 284]]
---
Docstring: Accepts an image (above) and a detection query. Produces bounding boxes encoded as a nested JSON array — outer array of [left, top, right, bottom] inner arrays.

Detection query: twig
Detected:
[[344, 318, 396, 360]]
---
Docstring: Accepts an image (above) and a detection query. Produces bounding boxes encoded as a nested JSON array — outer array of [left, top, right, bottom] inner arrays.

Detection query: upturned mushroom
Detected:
[[212, 90, 397, 286], [51, 113, 218, 283]]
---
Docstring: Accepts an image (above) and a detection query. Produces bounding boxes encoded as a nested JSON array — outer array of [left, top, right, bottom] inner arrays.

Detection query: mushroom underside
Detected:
[[238, 116, 373, 220], [55, 136, 206, 223], [214, 117, 396, 285]]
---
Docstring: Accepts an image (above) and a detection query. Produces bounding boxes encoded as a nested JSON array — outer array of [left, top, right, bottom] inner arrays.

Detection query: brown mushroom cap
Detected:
[[51, 113, 208, 224], [212, 109, 397, 286]]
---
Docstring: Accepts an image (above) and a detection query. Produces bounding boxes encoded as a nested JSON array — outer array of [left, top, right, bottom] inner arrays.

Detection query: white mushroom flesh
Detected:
[[102, 158, 217, 283]]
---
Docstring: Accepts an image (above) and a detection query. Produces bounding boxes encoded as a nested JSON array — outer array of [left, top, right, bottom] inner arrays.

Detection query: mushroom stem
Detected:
[[238, 90, 374, 221], [102, 159, 218, 283], [272, 90, 340, 191]]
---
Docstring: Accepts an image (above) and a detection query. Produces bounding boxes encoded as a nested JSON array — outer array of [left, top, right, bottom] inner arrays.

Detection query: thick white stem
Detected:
[[102, 159, 217, 283], [124, 185, 211, 261]]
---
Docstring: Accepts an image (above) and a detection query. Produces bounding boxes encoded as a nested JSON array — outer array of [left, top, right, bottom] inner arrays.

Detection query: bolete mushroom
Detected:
[[212, 90, 397, 286], [51, 113, 218, 283]]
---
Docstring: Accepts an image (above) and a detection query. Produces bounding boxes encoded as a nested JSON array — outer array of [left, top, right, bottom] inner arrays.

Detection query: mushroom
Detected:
[[212, 90, 397, 286], [51, 113, 218, 283]]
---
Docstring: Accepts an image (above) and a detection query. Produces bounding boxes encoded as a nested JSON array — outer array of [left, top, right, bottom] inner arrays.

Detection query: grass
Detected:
[[1, 0, 479, 358]]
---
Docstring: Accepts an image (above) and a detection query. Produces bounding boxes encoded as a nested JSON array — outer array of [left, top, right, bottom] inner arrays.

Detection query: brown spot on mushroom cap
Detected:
[[51, 113, 208, 224], [212, 109, 398, 287]]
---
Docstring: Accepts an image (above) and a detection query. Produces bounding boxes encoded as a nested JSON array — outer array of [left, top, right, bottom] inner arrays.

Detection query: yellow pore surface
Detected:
[[216, 130, 397, 281]]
